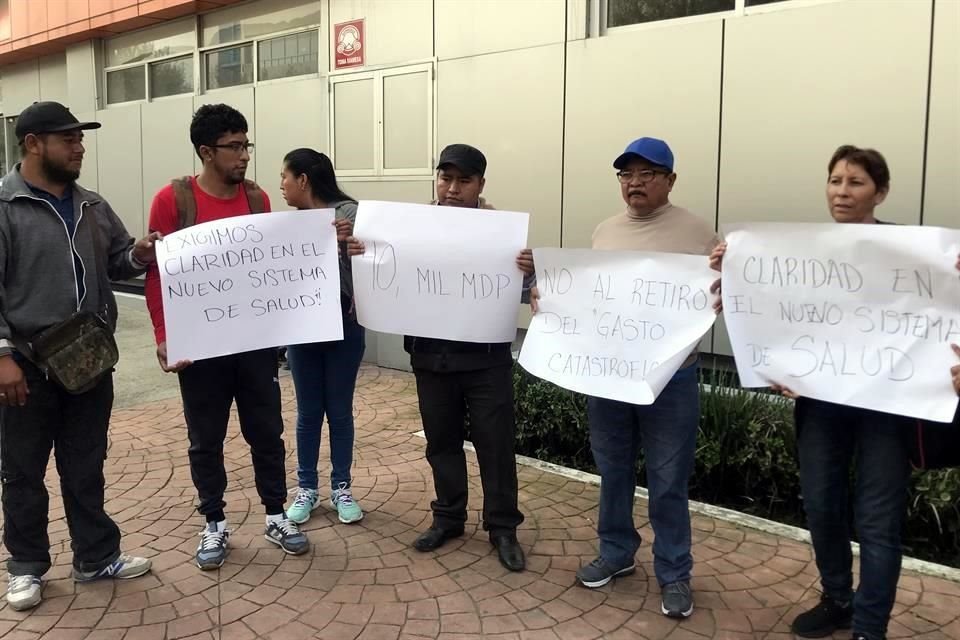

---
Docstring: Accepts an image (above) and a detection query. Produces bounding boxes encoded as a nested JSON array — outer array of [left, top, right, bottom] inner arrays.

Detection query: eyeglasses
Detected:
[[209, 141, 255, 154], [616, 169, 668, 184]]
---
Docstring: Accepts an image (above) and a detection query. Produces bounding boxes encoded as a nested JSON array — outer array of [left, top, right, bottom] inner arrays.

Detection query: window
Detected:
[[607, 0, 735, 28], [200, 0, 320, 89], [106, 67, 147, 104], [150, 56, 194, 98], [104, 19, 196, 104], [258, 31, 318, 82], [205, 45, 254, 90], [200, 0, 321, 46], [329, 64, 434, 177]]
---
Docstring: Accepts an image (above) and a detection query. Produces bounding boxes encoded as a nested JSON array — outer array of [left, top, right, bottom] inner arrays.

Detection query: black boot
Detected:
[[491, 533, 525, 571], [791, 594, 853, 638]]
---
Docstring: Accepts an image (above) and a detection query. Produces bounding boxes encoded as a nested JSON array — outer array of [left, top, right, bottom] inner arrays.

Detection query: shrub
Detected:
[[511, 364, 960, 568]]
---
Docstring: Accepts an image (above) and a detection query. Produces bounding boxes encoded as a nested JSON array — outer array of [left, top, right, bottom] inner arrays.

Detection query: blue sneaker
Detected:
[[286, 488, 320, 524], [195, 522, 230, 570], [331, 483, 363, 524], [265, 517, 309, 555], [73, 554, 152, 582]]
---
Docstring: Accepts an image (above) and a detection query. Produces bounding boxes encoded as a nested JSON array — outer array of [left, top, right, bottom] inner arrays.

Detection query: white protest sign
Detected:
[[351, 200, 529, 343], [157, 210, 344, 362], [722, 222, 960, 422], [518, 248, 719, 404]]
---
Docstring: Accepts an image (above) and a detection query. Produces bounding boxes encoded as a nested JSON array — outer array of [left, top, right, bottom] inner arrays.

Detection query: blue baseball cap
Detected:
[[613, 137, 674, 172]]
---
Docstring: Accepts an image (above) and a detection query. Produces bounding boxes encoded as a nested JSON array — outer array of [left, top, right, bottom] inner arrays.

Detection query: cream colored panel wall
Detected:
[[435, 0, 565, 59], [438, 45, 564, 250], [383, 71, 429, 170], [562, 21, 723, 248], [77, 111, 100, 192], [2, 60, 40, 115], [38, 54, 69, 106], [924, 0, 959, 229], [329, 0, 432, 68], [67, 43, 100, 114], [332, 76, 376, 172], [96, 105, 144, 238], [141, 98, 196, 227], [720, 1, 931, 227], [255, 79, 327, 211], [341, 179, 433, 203], [194, 88, 256, 180]]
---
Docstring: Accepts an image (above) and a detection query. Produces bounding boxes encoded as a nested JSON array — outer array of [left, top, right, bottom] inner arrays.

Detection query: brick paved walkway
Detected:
[[1, 365, 959, 640]]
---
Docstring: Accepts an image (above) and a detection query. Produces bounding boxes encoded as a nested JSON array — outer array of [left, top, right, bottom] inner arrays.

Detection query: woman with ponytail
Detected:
[[280, 148, 365, 525]]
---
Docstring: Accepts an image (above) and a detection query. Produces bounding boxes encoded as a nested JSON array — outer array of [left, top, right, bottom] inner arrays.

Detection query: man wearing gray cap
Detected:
[[569, 137, 718, 618], [0, 101, 158, 611], [348, 143, 533, 571]]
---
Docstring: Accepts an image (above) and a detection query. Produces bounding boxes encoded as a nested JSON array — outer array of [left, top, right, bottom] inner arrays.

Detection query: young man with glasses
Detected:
[[572, 137, 718, 619], [144, 104, 309, 571]]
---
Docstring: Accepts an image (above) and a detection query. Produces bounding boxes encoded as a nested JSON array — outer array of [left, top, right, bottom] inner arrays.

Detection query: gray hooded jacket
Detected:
[[0, 165, 146, 357]]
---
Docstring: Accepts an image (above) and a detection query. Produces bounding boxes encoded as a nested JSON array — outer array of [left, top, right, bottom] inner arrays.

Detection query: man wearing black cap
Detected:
[[348, 143, 532, 571], [566, 137, 718, 618], [0, 101, 159, 611]]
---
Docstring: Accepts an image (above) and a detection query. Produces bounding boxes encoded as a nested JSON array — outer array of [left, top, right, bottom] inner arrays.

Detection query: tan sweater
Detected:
[[592, 203, 719, 255], [592, 202, 720, 369]]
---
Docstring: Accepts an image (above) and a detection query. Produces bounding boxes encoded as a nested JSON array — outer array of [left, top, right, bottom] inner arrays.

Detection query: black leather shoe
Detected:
[[412, 526, 463, 552], [491, 533, 525, 571]]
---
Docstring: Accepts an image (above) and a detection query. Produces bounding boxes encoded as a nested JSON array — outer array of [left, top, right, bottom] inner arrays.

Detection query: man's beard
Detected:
[[223, 166, 247, 185], [42, 154, 80, 184]]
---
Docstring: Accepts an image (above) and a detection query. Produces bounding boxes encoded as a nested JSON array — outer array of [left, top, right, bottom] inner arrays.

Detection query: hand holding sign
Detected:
[[157, 210, 344, 362], [721, 222, 960, 422], [518, 248, 718, 405], [351, 200, 529, 343]]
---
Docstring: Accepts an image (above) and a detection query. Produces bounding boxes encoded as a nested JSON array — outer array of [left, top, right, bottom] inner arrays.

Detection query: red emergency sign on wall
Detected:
[[334, 19, 365, 70]]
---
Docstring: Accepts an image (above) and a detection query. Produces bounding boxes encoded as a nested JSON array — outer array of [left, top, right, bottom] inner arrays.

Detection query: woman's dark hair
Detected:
[[283, 148, 354, 204], [190, 104, 248, 159], [828, 145, 890, 193]]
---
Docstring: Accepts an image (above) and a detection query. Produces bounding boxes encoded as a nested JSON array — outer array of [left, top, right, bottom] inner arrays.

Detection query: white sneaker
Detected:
[[6, 574, 42, 611]]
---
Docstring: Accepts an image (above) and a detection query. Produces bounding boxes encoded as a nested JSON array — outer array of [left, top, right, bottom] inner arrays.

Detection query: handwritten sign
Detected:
[[157, 210, 344, 362], [722, 223, 960, 422], [519, 248, 719, 404], [351, 200, 529, 343]]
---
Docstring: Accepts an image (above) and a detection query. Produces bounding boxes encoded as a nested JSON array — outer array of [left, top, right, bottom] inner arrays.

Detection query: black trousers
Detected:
[[1, 365, 121, 576], [414, 363, 524, 536], [177, 349, 287, 517]]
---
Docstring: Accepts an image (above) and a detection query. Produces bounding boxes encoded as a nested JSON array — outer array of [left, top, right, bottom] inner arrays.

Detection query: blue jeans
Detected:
[[795, 398, 911, 640], [287, 315, 365, 491], [586, 363, 699, 586]]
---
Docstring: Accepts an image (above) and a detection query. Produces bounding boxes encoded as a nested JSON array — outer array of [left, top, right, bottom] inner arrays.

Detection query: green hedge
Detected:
[[512, 365, 960, 568]]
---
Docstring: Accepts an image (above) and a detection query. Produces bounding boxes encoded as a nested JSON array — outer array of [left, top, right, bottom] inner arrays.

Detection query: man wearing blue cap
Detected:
[[573, 137, 718, 618]]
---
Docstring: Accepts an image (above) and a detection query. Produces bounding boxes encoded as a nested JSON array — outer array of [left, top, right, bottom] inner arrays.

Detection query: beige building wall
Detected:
[[719, 0, 931, 227], [435, 0, 565, 59], [141, 97, 196, 219], [562, 20, 723, 248], [924, 0, 960, 230], [2, 59, 41, 114], [95, 105, 144, 237], [329, 0, 432, 68], [254, 79, 328, 210]]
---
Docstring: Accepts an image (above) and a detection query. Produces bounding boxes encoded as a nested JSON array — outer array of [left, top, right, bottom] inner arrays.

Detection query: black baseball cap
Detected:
[[15, 101, 101, 142], [436, 143, 487, 177]]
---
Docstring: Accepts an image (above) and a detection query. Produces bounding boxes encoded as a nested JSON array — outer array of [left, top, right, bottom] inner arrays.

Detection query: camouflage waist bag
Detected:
[[30, 311, 118, 394]]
